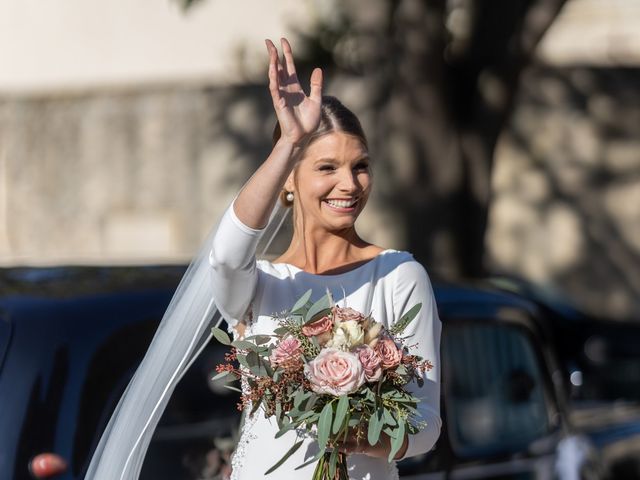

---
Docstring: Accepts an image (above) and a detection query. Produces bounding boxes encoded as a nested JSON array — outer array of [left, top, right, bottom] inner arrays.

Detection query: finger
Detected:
[[309, 67, 323, 103], [265, 40, 284, 109], [266, 39, 286, 88], [277, 58, 286, 85], [280, 37, 298, 76]]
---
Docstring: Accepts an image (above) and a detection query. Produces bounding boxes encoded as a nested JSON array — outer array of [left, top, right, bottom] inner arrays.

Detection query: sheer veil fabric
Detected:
[[84, 197, 289, 479]]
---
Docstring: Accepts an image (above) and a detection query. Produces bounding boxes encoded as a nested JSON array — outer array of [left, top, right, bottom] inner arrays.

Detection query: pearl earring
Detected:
[[286, 191, 294, 202]]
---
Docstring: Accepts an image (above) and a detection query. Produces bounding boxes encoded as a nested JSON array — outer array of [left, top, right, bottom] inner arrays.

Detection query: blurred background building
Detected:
[[1, 0, 639, 320]]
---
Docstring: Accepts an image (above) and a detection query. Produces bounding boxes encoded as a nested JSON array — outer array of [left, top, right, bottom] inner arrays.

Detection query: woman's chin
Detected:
[[323, 217, 359, 232]]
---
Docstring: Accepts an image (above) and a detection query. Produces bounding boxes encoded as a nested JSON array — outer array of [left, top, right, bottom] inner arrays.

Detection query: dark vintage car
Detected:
[[0, 266, 608, 479], [489, 277, 640, 480]]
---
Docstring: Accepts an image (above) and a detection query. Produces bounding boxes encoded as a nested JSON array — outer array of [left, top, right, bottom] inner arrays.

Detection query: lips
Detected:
[[323, 198, 359, 214], [324, 198, 357, 208]]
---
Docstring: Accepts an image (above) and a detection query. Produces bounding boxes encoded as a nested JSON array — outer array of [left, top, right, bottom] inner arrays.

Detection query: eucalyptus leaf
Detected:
[[236, 354, 250, 369], [275, 420, 299, 439], [246, 351, 259, 368], [223, 384, 242, 393], [329, 447, 338, 479], [231, 340, 258, 351], [294, 447, 325, 471], [273, 327, 289, 335], [210, 370, 231, 382], [388, 421, 406, 462], [383, 407, 398, 427], [248, 365, 261, 377], [317, 402, 334, 451], [367, 406, 384, 446], [305, 293, 332, 324], [244, 334, 272, 345], [265, 439, 304, 475], [262, 357, 274, 377], [295, 409, 317, 423], [306, 394, 319, 411], [291, 289, 313, 313], [389, 303, 422, 335], [211, 327, 231, 346], [364, 388, 376, 403], [333, 395, 349, 435], [294, 391, 311, 410]]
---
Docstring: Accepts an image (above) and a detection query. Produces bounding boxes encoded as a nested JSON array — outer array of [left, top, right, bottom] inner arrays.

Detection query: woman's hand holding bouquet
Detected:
[[213, 290, 434, 480]]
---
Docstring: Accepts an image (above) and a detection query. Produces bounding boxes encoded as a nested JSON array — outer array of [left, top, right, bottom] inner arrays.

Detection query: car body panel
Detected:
[[0, 268, 609, 479]]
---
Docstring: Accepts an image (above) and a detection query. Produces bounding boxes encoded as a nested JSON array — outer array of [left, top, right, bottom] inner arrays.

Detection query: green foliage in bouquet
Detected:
[[212, 289, 433, 479]]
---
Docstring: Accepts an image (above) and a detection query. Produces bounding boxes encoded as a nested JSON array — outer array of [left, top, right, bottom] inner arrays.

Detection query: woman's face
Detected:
[[286, 131, 372, 233]]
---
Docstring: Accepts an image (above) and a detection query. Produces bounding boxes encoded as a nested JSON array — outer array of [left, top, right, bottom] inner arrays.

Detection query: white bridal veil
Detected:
[[85, 197, 289, 479]]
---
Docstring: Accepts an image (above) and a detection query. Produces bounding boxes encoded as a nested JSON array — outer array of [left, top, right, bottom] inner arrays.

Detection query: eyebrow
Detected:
[[313, 154, 370, 164]]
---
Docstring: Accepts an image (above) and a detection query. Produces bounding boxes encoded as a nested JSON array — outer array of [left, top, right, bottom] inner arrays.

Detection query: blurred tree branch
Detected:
[[181, 0, 567, 278]]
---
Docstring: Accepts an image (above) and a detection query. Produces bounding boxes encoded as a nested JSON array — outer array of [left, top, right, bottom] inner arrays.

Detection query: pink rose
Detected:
[[333, 306, 367, 324], [304, 348, 365, 396], [270, 336, 302, 369], [301, 314, 333, 338], [374, 337, 402, 369], [356, 345, 382, 382]]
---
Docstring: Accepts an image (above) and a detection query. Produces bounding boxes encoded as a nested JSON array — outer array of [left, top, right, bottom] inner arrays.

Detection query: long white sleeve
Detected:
[[208, 201, 265, 333], [391, 259, 442, 459]]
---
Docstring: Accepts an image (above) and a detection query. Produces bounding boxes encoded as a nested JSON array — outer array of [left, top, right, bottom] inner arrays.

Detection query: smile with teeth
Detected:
[[324, 198, 358, 209]]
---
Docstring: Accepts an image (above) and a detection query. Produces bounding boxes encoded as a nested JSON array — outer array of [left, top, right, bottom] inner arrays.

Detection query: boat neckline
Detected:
[[262, 248, 397, 277]]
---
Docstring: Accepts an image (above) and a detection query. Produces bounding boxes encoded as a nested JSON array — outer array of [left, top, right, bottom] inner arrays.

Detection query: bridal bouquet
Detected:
[[212, 289, 433, 480]]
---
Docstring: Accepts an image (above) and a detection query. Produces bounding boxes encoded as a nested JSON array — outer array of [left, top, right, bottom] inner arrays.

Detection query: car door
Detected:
[[442, 316, 560, 480]]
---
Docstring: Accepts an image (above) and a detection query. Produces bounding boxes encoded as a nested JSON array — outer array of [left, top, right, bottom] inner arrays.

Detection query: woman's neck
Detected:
[[275, 227, 383, 275]]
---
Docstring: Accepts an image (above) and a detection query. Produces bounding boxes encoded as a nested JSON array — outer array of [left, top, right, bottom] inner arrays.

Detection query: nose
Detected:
[[337, 167, 361, 194]]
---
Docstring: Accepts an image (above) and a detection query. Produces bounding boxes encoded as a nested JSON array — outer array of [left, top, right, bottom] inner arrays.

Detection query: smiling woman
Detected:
[[203, 38, 442, 479], [85, 37, 441, 480]]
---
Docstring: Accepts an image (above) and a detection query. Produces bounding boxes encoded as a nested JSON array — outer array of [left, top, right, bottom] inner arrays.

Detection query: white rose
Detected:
[[342, 320, 365, 347], [327, 325, 348, 349], [327, 320, 364, 349]]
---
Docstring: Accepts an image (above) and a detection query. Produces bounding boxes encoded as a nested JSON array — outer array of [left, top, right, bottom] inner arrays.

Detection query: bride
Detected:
[[86, 37, 441, 480]]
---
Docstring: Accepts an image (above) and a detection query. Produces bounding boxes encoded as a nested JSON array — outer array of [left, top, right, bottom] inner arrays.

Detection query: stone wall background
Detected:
[[2, 0, 640, 320], [0, 83, 397, 266], [488, 66, 640, 318], [2, 66, 640, 320]]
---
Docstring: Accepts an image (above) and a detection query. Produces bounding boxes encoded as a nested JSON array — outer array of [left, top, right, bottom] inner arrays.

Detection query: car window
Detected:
[[573, 329, 640, 403], [443, 322, 551, 458], [140, 336, 241, 480]]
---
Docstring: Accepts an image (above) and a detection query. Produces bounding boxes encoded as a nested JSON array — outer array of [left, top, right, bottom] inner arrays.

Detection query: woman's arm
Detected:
[[338, 256, 442, 459], [234, 38, 323, 229], [208, 38, 323, 333], [392, 258, 443, 459]]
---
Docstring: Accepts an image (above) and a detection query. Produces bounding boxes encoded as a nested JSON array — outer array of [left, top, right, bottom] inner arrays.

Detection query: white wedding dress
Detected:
[[209, 202, 442, 480]]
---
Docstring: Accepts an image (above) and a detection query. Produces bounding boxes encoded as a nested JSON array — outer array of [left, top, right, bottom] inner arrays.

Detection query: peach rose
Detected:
[[304, 348, 365, 396], [374, 337, 402, 369], [270, 336, 302, 368], [301, 314, 333, 338], [333, 306, 367, 324], [356, 345, 383, 382]]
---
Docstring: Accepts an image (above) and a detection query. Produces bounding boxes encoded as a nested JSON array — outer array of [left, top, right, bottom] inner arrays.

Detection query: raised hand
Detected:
[[265, 37, 323, 147]]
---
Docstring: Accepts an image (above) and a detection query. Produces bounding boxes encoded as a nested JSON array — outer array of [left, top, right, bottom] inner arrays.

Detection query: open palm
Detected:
[[265, 38, 323, 146]]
